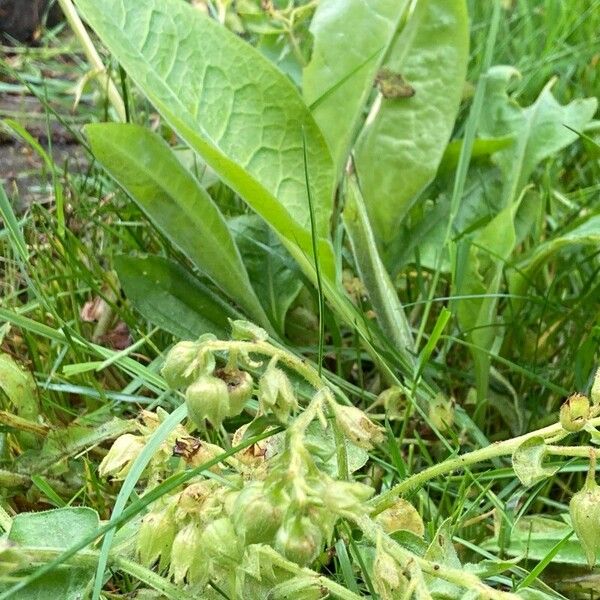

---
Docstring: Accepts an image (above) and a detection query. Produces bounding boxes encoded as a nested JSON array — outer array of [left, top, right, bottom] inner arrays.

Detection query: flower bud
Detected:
[[215, 368, 254, 416], [186, 375, 230, 429], [378, 386, 405, 420], [560, 393, 590, 432], [275, 515, 322, 567], [161, 341, 199, 388], [169, 520, 205, 584], [230, 319, 268, 342], [322, 480, 374, 518], [258, 361, 298, 423], [375, 499, 425, 536], [330, 403, 384, 450], [99, 433, 145, 479], [570, 472, 600, 567], [138, 506, 177, 570], [200, 517, 242, 566], [231, 482, 284, 544], [591, 368, 600, 406]]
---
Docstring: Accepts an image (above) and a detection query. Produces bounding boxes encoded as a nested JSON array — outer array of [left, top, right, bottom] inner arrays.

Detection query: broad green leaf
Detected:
[[303, 0, 409, 175], [85, 123, 270, 329], [483, 515, 590, 566], [479, 66, 598, 207], [354, 0, 469, 245], [229, 214, 302, 335], [342, 175, 414, 354], [75, 0, 336, 278], [115, 255, 237, 340], [511, 437, 558, 488], [2, 508, 99, 600]]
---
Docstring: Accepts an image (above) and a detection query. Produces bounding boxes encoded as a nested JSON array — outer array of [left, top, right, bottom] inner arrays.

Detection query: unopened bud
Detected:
[[200, 517, 241, 566], [169, 520, 206, 585], [231, 482, 283, 544], [330, 403, 384, 449], [161, 341, 199, 388], [259, 361, 298, 423], [560, 393, 590, 432], [186, 375, 230, 429], [275, 515, 322, 567], [138, 506, 177, 570], [215, 368, 254, 416], [99, 433, 145, 479], [570, 468, 600, 567], [230, 319, 269, 342], [322, 480, 374, 518]]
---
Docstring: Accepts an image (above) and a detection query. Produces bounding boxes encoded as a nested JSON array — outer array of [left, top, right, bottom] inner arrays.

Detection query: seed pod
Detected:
[[186, 375, 230, 429], [428, 394, 455, 432], [560, 393, 590, 432], [231, 481, 283, 544], [98, 433, 145, 479], [570, 464, 600, 567], [330, 403, 384, 449], [275, 515, 322, 567], [200, 517, 241, 566], [322, 479, 374, 518], [215, 368, 254, 416], [161, 341, 199, 388]]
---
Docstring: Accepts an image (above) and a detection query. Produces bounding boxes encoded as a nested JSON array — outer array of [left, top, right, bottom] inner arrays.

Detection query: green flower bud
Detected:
[[215, 368, 254, 416], [375, 499, 425, 536], [330, 403, 384, 450], [231, 482, 284, 544], [275, 515, 322, 567], [591, 368, 600, 406], [200, 517, 242, 566], [230, 319, 269, 342], [322, 480, 374, 518], [138, 506, 177, 570], [560, 393, 590, 432], [161, 341, 199, 388], [258, 361, 298, 423], [428, 394, 455, 432], [98, 433, 145, 480], [570, 471, 600, 567], [169, 520, 206, 585], [186, 375, 230, 429]]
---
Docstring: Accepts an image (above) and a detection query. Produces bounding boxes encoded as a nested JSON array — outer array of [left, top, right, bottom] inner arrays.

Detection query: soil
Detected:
[[0, 95, 87, 211], [0, 0, 62, 43]]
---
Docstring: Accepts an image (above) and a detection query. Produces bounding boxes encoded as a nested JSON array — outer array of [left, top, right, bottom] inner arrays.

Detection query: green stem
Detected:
[[257, 546, 363, 600], [57, 0, 126, 121], [354, 515, 519, 600], [369, 415, 600, 514]]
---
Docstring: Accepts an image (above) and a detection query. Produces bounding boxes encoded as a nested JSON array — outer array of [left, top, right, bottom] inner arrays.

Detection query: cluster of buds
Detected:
[[161, 334, 254, 429]]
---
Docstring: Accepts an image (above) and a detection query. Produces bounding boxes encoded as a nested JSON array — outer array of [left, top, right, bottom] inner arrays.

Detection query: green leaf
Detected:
[[354, 0, 469, 244], [303, 0, 409, 175], [2, 508, 99, 600], [342, 175, 414, 354], [229, 215, 302, 335], [511, 437, 559, 488], [479, 66, 598, 206], [75, 0, 336, 278], [85, 123, 270, 329], [483, 514, 593, 566], [115, 255, 237, 340]]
